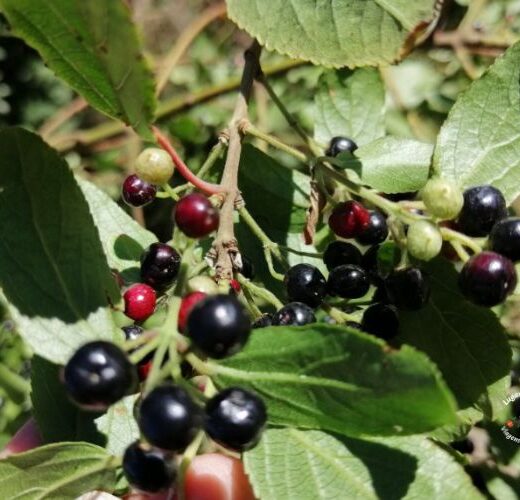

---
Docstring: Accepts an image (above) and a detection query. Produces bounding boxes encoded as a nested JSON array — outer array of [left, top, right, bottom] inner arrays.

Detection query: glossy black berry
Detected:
[[385, 268, 430, 311], [323, 241, 362, 271], [361, 303, 399, 341], [138, 385, 203, 451], [252, 314, 273, 329], [356, 211, 388, 245], [489, 217, 520, 262], [240, 256, 255, 280], [205, 387, 267, 452], [123, 441, 176, 493], [272, 302, 316, 326], [187, 295, 251, 359], [457, 185, 507, 236], [327, 265, 370, 299], [140, 243, 181, 290], [284, 264, 327, 308], [326, 136, 358, 157], [122, 174, 157, 207], [63, 341, 137, 410], [361, 245, 383, 285], [458, 251, 517, 307]]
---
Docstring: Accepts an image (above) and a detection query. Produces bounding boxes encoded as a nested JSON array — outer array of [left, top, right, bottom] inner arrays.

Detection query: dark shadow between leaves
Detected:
[[114, 234, 145, 261]]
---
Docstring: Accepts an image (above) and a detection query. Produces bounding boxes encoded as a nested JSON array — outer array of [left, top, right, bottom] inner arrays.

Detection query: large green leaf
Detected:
[[399, 258, 511, 415], [31, 357, 105, 445], [226, 0, 438, 68], [314, 69, 385, 145], [434, 41, 520, 203], [0, 0, 156, 139], [333, 136, 432, 193], [0, 128, 119, 364], [214, 324, 457, 437], [244, 429, 483, 500], [0, 442, 117, 499]]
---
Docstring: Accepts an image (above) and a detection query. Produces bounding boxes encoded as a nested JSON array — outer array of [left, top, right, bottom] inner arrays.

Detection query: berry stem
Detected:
[[440, 226, 482, 254], [153, 126, 225, 195], [238, 275, 284, 309], [322, 304, 360, 324]]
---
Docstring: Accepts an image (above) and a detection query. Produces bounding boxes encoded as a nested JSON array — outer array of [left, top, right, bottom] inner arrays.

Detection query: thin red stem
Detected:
[[152, 126, 225, 195]]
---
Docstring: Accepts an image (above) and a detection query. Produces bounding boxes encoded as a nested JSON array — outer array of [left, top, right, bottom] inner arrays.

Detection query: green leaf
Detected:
[[0, 127, 119, 364], [434, 41, 520, 203], [226, 0, 438, 68], [0, 442, 118, 500], [314, 69, 385, 146], [333, 137, 432, 193], [398, 258, 511, 415], [244, 429, 483, 500], [214, 324, 457, 437], [78, 179, 157, 281], [95, 395, 139, 456], [0, 0, 156, 139], [31, 357, 105, 445]]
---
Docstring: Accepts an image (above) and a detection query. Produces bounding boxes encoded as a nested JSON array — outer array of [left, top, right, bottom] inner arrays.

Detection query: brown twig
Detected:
[[211, 40, 262, 282], [38, 97, 87, 140]]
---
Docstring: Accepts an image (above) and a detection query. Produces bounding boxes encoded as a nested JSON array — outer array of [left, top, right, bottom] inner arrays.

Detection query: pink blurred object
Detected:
[[0, 418, 42, 458]]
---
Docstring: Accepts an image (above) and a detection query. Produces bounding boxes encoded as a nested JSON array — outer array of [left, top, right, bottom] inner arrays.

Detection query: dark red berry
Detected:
[[205, 387, 267, 452], [174, 193, 219, 238], [63, 341, 137, 410], [323, 241, 362, 271], [122, 174, 157, 207], [458, 251, 517, 307], [457, 185, 507, 236], [137, 361, 152, 381], [328, 201, 370, 239], [138, 385, 203, 451], [327, 265, 370, 299], [252, 314, 273, 329], [186, 295, 251, 359], [326, 136, 358, 157], [140, 243, 181, 291], [178, 291, 206, 333], [356, 211, 388, 246], [272, 302, 316, 326], [124, 284, 156, 322], [123, 441, 176, 493], [361, 303, 399, 341], [490, 217, 520, 262], [284, 264, 327, 308], [385, 268, 430, 310]]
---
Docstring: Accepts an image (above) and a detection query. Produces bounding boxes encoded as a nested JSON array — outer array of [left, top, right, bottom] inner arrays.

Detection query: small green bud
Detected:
[[407, 220, 443, 261], [421, 178, 463, 220], [135, 147, 174, 185], [186, 275, 219, 295]]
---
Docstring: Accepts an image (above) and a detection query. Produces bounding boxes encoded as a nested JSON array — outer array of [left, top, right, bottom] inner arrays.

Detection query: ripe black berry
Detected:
[[328, 200, 370, 239], [327, 265, 370, 299], [178, 291, 206, 333], [174, 193, 219, 238], [457, 185, 507, 236], [323, 241, 362, 271], [187, 295, 251, 358], [326, 136, 358, 157], [361, 303, 399, 340], [252, 314, 273, 329], [123, 441, 176, 493], [140, 243, 181, 291], [122, 174, 157, 207], [385, 268, 430, 310], [138, 385, 203, 451], [458, 251, 517, 307], [205, 387, 267, 452], [63, 341, 137, 410], [272, 302, 316, 326], [284, 264, 327, 308], [356, 211, 388, 245], [489, 217, 520, 262]]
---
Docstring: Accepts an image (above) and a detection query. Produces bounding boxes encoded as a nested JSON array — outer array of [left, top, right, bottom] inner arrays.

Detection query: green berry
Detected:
[[186, 275, 219, 295], [407, 220, 442, 261], [421, 178, 463, 220], [135, 148, 174, 185]]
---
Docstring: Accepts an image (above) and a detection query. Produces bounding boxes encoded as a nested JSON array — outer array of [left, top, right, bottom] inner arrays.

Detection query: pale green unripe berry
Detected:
[[186, 275, 219, 295], [135, 148, 174, 185], [407, 220, 443, 261], [420, 178, 463, 220]]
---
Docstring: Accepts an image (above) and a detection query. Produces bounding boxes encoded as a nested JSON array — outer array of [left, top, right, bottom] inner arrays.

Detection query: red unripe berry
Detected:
[[174, 193, 219, 238], [178, 292, 207, 333], [124, 284, 157, 322], [230, 279, 241, 294], [328, 201, 370, 239], [138, 360, 153, 381]]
